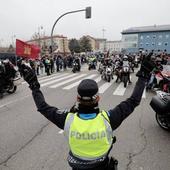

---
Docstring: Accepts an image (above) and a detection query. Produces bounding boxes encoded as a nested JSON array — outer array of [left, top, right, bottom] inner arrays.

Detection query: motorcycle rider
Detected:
[[146, 56, 163, 90], [18, 53, 155, 170], [122, 55, 132, 83], [73, 55, 81, 71]]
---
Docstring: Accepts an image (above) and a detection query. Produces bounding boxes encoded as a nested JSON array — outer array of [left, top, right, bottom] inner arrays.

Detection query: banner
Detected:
[[16, 39, 40, 59]]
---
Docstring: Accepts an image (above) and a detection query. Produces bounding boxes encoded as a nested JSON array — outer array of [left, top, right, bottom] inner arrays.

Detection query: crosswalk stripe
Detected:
[[50, 74, 87, 88], [94, 76, 102, 83], [63, 74, 97, 90], [39, 73, 69, 83], [41, 74, 77, 87], [99, 81, 114, 94], [142, 88, 146, 98], [113, 83, 127, 96], [21, 73, 68, 85]]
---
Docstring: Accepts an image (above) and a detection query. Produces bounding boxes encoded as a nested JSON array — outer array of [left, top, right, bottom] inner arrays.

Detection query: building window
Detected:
[[140, 36, 143, 40], [166, 34, 169, 38], [153, 35, 156, 38], [159, 35, 162, 39], [146, 35, 150, 38], [146, 43, 149, 46], [152, 43, 155, 46], [165, 42, 168, 46], [140, 43, 143, 46], [158, 42, 162, 46]]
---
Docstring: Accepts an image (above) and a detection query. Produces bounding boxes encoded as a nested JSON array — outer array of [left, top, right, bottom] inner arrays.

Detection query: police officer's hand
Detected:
[[136, 52, 156, 79], [18, 62, 40, 90]]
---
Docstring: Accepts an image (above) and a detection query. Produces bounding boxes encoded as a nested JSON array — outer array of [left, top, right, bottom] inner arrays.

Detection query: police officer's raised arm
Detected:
[[18, 63, 67, 130], [107, 52, 155, 130]]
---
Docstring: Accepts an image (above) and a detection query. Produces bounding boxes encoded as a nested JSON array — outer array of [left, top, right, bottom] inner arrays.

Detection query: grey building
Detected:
[[121, 25, 170, 54]]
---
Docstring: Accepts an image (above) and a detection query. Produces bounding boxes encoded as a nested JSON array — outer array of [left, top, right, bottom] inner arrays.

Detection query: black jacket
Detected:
[[32, 77, 146, 131]]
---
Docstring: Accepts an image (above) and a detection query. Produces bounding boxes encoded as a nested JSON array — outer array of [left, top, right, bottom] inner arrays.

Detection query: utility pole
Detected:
[[102, 28, 106, 52]]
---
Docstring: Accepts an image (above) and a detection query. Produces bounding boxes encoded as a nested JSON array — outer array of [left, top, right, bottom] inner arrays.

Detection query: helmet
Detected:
[[77, 79, 98, 101], [123, 55, 128, 61]]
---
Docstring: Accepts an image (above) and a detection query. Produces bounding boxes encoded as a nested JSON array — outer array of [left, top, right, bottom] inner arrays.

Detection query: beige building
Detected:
[[27, 35, 70, 54], [106, 40, 122, 52]]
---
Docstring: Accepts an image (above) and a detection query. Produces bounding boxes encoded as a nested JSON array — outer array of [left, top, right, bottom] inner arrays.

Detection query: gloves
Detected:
[[18, 62, 40, 90], [136, 52, 156, 79]]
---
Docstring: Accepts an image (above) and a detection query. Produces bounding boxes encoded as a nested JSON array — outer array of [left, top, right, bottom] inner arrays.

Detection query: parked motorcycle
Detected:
[[150, 91, 170, 131]]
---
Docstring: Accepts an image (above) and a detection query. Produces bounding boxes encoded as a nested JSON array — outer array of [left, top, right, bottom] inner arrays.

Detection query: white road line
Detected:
[[63, 74, 97, 90], [41, 74, 77, 87], [58, 130, 64, 134], [113, 83, 127, 96], [142, 88, 146, 98], [94, 76, 102, 83], [99, 81, 114, 94], [50, 74, 87, 88], [21, 73, 67, 85], [39, 73, 69, 83]]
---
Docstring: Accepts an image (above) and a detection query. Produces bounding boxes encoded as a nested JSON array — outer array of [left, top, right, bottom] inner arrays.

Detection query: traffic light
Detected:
[[85, 7, 91, 19]]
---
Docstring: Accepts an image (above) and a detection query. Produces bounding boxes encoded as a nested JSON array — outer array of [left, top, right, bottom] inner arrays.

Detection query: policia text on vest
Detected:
[[70, 130, 112, 140]]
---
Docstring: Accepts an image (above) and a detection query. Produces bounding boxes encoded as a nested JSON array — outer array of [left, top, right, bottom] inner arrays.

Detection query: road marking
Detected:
[[99, 81, 114, 94], [94, 76, 101, 83], [113, 83, 127, 96], [39, 73, 69, 83], [21, 73, 65, 85], [0, 95, 30, 109], [50, 74, 87, 88], [63, 74, 97, 90], [142, 88, 146, 98], [41, 74, 77, 87], [58, 130, 64, 134]]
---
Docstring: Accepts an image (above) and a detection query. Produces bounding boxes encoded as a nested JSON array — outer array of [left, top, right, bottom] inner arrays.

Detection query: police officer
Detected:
[[18, 53, 155, 170]]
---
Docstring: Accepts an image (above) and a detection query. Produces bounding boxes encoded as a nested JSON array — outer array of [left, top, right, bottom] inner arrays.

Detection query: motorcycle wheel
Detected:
[[7, 85, 17, 94], [156, 113, 170, 131], [108, 76, 111, 82], [123, 76, 128, 88]]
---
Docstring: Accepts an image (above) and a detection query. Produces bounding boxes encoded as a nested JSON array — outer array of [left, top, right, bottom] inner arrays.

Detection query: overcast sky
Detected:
[[0, 0, 170, 46]]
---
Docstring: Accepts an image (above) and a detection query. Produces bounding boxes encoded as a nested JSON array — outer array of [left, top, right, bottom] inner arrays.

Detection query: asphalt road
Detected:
[[0, 65, 170, 170]]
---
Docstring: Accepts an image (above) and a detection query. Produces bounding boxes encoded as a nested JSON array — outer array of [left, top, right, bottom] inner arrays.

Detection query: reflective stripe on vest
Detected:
[[64, 110, 113, 160]]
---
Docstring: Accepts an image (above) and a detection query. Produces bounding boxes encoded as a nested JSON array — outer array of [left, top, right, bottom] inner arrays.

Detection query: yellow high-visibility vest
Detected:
[[64, 110, 113, 160]]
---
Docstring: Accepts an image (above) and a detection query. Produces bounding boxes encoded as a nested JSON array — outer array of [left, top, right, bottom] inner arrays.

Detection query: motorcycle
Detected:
[[121, 65, 130, 88], [101, 65, 113, 82], [0, 67, 21, 99], [72, 62, 80, 73], [88, 61, 96, 70], [150, 91, 170, 131], [146, 71, 170, 93], [134, 56, 140, 68]]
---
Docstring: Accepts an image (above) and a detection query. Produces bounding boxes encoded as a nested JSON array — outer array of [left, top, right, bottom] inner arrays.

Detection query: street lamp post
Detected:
[[50, 7, 92, 56]]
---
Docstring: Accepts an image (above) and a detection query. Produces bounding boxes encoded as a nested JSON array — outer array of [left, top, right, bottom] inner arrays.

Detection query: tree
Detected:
[[79, 36, 92, 52], [69, 38, 81, 53]]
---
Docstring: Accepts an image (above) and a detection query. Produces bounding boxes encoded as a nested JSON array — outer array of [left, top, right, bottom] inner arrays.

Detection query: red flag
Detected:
[[16, 39, 40, 59]]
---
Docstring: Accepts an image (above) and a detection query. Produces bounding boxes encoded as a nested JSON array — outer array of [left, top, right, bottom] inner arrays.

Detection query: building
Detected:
[[85, 35, 96, 51], [105, 40, 122, 53], [95, 38, 107, 52], [27, 35, 70, 55], [121, 25, 170, 53]]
